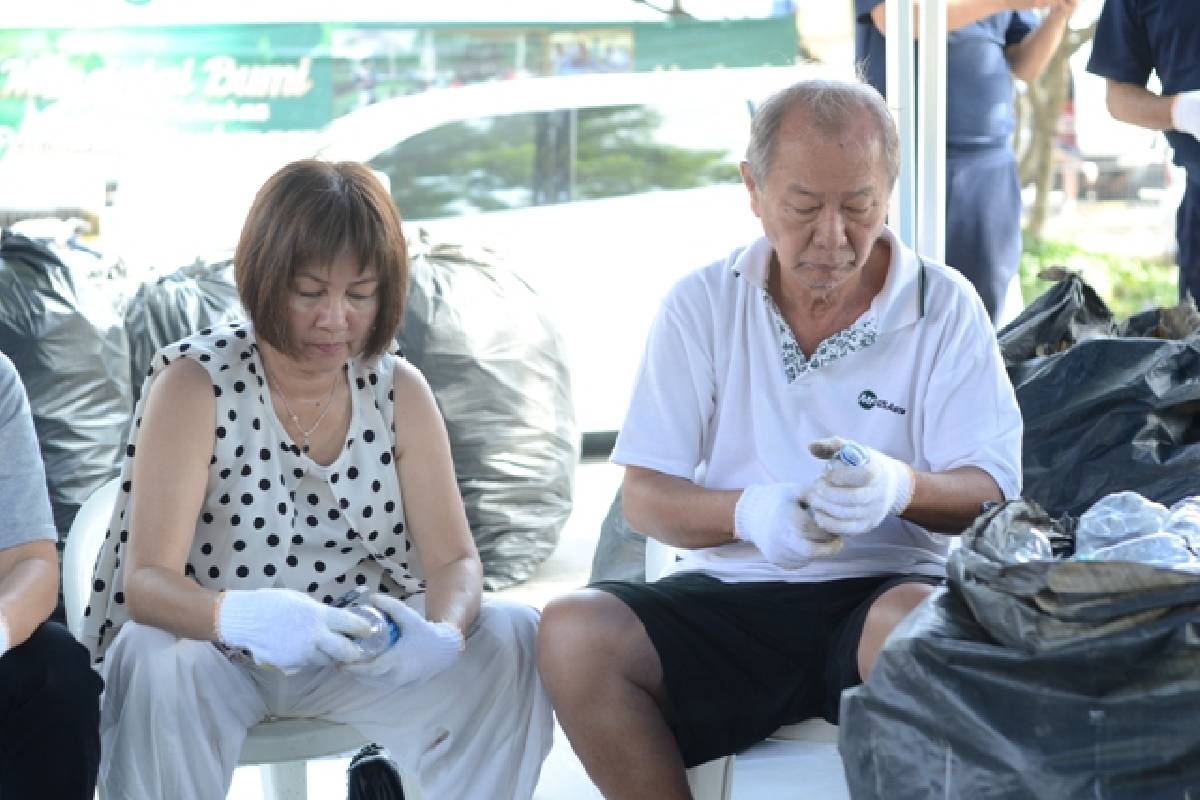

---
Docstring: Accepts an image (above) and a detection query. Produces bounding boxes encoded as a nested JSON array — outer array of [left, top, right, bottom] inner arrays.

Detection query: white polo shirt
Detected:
[[612, 227, 1023, 583]]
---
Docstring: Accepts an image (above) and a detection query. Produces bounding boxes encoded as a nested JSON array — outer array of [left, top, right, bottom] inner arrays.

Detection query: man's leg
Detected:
[[538, 588, 691, 800], [0, 621, 103, 800], [1177, 174, 1199, 303], [856, 581, 936, 678]]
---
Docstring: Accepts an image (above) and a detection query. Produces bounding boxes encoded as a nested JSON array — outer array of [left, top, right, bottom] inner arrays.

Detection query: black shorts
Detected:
[[592, 571, 940, 767]]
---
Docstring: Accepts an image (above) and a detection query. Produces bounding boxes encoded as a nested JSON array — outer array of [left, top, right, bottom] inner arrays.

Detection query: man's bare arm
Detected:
[[621, 466, 740, 549], [868, 0, 1051, 37], [1105, 79, 1177, 131], [903, 465, 1003, 532]]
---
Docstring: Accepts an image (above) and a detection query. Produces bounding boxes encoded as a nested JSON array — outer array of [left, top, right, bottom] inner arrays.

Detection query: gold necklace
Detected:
[[268, 370, 340, 454]]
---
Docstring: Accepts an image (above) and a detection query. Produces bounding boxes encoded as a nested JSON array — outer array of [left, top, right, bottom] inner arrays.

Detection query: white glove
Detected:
[[734, 483, 844, 569], [343, 594, 464, 688], [0, 611, 9, 658], [807, 437, 915, 536], [1172, 90, 1200, 139], [218, 588, 370, 673]]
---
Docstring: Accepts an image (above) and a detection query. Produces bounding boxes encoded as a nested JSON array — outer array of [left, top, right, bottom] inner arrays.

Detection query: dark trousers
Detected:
[[1178, 172, 1200, 303], [0, 621, 103, 799]]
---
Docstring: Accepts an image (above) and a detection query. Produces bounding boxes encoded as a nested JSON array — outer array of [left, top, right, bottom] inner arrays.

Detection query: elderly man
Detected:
[[0, 352, 103, 798], [537, 78, 1023, 799]]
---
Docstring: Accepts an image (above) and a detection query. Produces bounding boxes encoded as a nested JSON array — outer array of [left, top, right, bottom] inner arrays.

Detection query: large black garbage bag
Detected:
[[0, 231, 132, 537], [123, 255, 242, 403], [401, 233, 577, 590], [999, 271, 1200, 517], [840, 499, 1200, 800], [589, 487, 648, 583]]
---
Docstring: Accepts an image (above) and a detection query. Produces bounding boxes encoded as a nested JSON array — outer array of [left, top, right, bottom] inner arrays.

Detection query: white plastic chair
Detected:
[[644, 538, 840, 800], [64, 477, 422, 800]]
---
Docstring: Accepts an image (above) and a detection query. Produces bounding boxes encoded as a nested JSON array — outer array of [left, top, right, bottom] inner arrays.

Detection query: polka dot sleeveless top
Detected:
[[82, 322, 425, 663]]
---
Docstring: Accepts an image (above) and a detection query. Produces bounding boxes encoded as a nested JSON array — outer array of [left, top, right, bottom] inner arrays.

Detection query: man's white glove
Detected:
[[807, 438, 915, 537], [734, 483, 844, 569], [1172, 90, 1200, 140], [218, 588, 370, 673], [343, 594, 464, 688], [0, 611, 9, 658]]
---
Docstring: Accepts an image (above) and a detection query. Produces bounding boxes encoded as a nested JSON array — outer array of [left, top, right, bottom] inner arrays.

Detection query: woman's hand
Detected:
[[217, 588, 370, 673], [343, 593, 464, 688]]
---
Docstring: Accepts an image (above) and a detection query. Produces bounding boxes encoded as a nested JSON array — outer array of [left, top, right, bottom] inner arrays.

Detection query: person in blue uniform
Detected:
[[1086, 0, 1200, 303], [856, 0, 1077, 322]]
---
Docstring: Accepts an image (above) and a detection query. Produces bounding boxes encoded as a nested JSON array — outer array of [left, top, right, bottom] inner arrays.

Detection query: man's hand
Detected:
[[734, 483, 844, 568], [807, 438, 915, 536], [1173, 91, 1200, 139]]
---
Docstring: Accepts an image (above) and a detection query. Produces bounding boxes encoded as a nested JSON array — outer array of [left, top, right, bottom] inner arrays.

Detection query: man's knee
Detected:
[[537, 589, 661, 694], [0, 622, 101, 723], [858, 581, 934, 677]]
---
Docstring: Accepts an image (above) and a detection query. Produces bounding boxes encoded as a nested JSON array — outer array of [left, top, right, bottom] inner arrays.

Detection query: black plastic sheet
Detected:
[[999, 271, 1200, 517], [0, 231, 131, 537], [840, 499, 1200, 799], [399, 232, 577, 590]]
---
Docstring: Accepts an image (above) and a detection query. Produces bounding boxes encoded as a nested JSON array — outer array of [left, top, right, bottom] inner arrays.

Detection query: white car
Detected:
[[108, 65, 831, 437]]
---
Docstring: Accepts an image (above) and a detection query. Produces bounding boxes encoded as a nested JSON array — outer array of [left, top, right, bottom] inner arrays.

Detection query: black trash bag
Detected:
[[347, 744, 406, 800], [839, 498, 1200, 800], [997, 267, 1117, 365], [400, 233, 577, 590], [123, 255, 243, 403], [999, 270, 1200, 517], [0, 230, 132, 537], [588, 486, 648, 583]]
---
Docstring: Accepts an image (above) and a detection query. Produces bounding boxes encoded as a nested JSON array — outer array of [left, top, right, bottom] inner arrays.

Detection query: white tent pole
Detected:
[[916, 0, 946, 262], [885, 0, 916, 249]]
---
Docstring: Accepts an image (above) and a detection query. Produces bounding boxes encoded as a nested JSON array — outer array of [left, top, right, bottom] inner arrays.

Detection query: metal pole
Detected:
[[916, 0, 946, 262], [885, 0, 916, 249]]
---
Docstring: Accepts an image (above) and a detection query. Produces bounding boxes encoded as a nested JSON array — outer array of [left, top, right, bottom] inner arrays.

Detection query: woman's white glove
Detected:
[[1173, 90, 1200, 139], [343, 594, 464, 688], [218, 588, 370, 673], [807, 438, 915, 536], [734, 483, 844, 569]]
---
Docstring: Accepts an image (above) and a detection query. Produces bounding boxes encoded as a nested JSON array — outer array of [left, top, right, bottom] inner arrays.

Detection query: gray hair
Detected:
[[745, 78, 900, 189]]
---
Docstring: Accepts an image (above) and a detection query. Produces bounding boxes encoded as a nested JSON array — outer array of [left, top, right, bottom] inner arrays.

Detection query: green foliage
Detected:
[[368, 106, 738, 220], [1020, 237, 1178, 320]]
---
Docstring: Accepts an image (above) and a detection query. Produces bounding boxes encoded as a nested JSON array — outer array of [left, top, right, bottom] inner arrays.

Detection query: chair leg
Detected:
[[401, 772, 424, 799], [686, 755, 735, 800], [260, 761, 308, 800]]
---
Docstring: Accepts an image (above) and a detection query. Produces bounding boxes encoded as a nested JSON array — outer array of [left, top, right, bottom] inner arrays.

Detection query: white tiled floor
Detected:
[[226, 462, 849, 799]]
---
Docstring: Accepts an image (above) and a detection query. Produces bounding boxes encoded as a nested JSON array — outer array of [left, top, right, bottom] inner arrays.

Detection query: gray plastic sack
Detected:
[[123, 255, 243, 402], [0, 230, 132, 537], [400, 233, 577, 590], [840, 499, 1200, 799]]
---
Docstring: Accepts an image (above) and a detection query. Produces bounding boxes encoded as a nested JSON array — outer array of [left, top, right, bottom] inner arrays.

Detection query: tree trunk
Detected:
[[1018, 20, 1097, 243]]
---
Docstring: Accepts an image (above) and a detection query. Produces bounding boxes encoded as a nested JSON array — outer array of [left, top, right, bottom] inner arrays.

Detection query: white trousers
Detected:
[[98, 597, 553, 800]]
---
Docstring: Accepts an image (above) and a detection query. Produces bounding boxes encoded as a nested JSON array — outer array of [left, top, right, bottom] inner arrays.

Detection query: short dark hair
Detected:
[[745, 78, 900, 189], [235, 159, 407, 360]]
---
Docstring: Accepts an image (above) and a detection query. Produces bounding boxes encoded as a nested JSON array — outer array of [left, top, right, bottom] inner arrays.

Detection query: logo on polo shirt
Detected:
[[858, 390, 906, 415]]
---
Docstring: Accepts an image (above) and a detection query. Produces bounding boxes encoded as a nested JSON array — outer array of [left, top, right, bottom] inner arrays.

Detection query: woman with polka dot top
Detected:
[[83, 160, 553, 800]]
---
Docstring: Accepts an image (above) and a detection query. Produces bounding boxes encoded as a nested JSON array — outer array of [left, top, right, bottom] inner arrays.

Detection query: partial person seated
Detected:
[[0, 351, 103, 799]]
